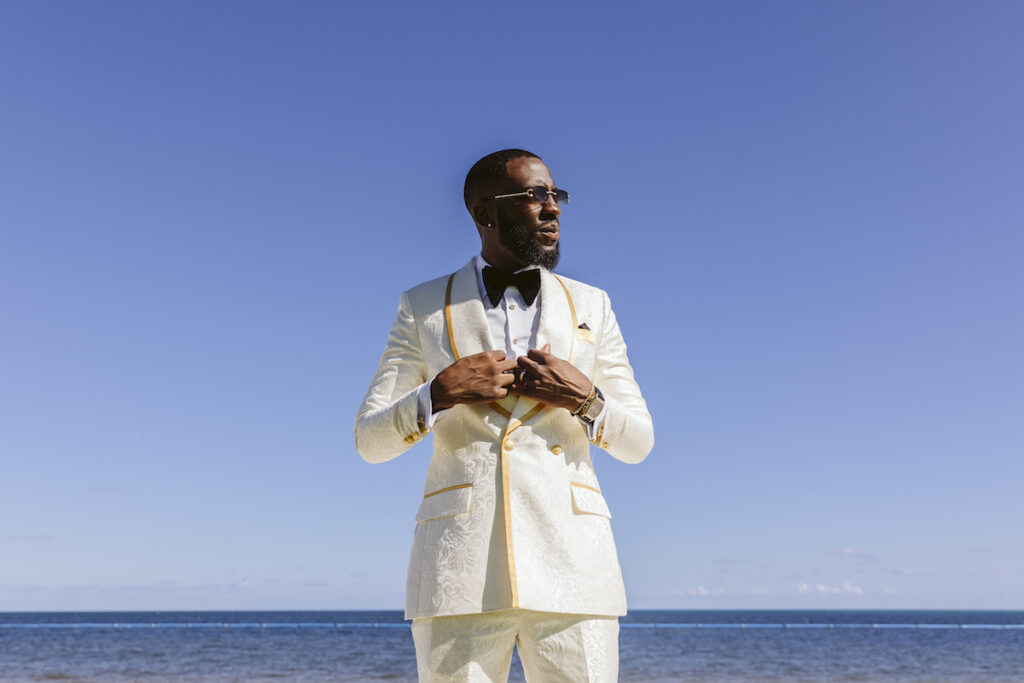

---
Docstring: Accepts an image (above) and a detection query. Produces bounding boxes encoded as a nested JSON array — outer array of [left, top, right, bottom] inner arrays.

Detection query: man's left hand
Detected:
[[513, 344, 593, 412]]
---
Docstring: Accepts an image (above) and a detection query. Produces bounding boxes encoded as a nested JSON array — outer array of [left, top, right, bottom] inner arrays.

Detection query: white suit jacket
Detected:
[[355, 258, 654, 619]]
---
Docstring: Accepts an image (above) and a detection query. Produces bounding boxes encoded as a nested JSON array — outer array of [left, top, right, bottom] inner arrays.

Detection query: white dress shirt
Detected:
[[417, 254, 605, 435]]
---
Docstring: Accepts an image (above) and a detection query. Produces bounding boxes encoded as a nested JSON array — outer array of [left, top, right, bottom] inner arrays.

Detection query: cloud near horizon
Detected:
[[797, 582, 864, 595], [826, 546, 876, 560]]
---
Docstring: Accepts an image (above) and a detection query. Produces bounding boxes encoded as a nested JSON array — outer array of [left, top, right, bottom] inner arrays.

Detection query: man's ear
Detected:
[[472, 201, 495, 229]]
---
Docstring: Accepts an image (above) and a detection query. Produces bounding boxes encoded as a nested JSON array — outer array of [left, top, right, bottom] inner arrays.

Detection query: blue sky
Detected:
[[2, 1, 1021, 611]]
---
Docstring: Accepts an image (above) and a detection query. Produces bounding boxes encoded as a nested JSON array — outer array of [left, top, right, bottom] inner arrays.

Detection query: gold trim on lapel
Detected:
[[534, 271, 577, 365], [489, 402, 512, 419], [443, 274, 460, 360], [503, 402, 547, 438], [443, 261, 493, 361], [552, 274, 579, 363], [443, 261, 513, 420]]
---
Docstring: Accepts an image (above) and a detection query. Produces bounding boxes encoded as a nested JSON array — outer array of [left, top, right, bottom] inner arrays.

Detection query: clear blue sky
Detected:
[[2, 1, 1021, 611]]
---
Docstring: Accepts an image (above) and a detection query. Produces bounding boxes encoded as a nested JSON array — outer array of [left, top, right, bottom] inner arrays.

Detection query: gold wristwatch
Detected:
[[573, 385, 605, 425]]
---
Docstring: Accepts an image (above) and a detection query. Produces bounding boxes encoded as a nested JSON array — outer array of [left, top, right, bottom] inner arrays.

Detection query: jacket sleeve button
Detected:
[[551, 445, 563, 455]]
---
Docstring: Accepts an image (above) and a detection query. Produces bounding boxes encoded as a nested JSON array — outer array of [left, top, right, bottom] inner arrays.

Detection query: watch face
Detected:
[[584, 397, 605, 422]]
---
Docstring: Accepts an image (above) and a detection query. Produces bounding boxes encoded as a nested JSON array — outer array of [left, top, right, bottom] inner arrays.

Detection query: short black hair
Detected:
[[463, 148, 541, 209]]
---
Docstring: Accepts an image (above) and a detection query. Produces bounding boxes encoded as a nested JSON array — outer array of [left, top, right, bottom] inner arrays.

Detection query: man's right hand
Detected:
[[430, 350, 518, 412]]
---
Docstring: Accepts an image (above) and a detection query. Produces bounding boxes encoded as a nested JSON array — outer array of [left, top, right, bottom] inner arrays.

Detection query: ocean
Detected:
[[1, 610, 1023, 681]]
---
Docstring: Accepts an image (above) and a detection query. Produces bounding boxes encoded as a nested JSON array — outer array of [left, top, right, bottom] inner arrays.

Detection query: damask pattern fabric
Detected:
[[411, 609, 619, 682], [355, 258, 654, 619]]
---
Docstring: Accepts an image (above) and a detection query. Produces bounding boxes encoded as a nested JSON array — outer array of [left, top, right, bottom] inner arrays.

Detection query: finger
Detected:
[[527, 347, 550, 362], [517, 356, 541, 373], [495, 357, 519, 372], [512, 377, 535, 395], [486, 350, 508, 361], [496, 372, 516, 386]]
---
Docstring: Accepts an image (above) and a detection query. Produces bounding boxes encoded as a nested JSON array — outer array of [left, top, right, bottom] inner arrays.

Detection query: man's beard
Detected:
[[497, 219, 560, 270]]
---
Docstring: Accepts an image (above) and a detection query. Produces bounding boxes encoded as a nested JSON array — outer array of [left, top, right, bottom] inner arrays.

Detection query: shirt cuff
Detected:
[[417, 379, 441, 430], [584, 398, 607, 441]]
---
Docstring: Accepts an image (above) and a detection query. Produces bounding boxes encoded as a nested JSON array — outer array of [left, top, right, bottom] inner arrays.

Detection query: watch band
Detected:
[[575, 386, 605, 424], [572, 386, 597, 417]]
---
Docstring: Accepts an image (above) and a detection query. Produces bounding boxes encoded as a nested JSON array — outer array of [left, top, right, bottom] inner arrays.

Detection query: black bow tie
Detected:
[[482, 266, 541, 307]]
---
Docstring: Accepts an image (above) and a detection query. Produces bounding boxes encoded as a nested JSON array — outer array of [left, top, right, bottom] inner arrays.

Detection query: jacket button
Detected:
[[503, 441, 514, 451], [551, 445, 563, 455]]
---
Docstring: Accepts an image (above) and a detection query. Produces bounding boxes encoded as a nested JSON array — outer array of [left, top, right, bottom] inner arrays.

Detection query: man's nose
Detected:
[[541, 193, 561, 217]]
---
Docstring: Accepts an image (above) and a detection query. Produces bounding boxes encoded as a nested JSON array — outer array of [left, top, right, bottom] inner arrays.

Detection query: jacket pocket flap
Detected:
[[570, 485, 612, 518], [416, 485, 472, 522]]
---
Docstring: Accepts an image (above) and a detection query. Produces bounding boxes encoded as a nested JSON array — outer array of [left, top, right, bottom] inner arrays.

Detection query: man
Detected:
[[355, 149, 653, 682]]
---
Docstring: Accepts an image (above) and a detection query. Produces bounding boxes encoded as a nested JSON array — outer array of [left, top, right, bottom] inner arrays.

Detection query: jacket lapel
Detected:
[[445, 259, 517, 418], [446, 258, 494, 360], [445, 261, 578, 426], [535, 269, 575, 365]]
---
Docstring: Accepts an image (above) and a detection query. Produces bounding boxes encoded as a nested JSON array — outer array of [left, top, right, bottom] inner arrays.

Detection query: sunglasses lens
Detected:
[[530, 187, 569, 204]]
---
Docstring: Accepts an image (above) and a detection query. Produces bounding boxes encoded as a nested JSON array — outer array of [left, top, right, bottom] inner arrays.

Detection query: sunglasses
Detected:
[[493, 186, 570, 205]]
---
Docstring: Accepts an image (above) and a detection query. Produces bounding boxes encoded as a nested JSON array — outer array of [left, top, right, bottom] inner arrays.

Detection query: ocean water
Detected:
[[1, 610, 1023, 681]]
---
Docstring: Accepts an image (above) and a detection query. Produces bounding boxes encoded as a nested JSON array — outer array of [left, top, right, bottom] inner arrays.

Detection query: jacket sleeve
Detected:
[[591, 291, 654, 464], [354, 290, 430, 463]]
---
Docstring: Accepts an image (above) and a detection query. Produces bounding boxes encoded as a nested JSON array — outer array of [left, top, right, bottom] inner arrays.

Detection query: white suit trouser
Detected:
[[411, 609, 618, 682]]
